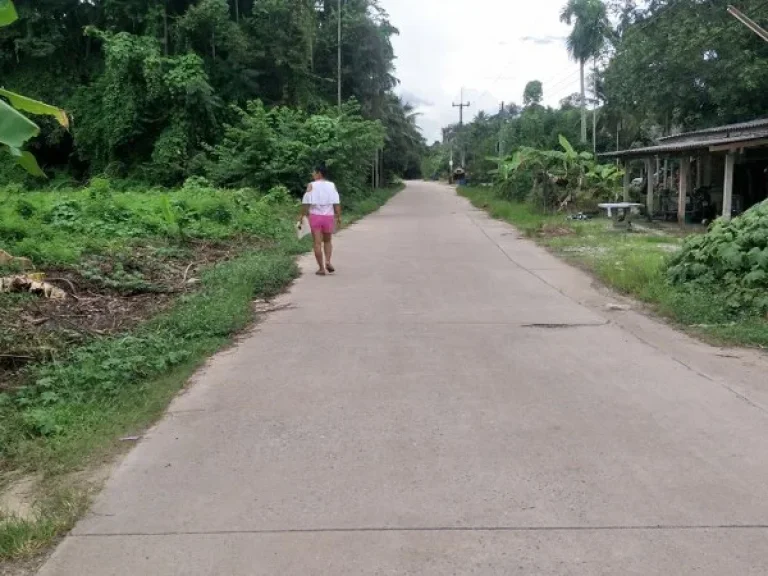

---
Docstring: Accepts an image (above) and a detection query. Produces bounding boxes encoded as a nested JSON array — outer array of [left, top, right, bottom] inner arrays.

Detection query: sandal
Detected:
[[326, 264, 335, 274], [315, 269, 326, 276]]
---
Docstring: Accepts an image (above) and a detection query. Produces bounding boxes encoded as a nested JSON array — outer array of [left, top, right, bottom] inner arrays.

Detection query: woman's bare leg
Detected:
[[323, 232, 333, 271], [313, 230, 325, 273]]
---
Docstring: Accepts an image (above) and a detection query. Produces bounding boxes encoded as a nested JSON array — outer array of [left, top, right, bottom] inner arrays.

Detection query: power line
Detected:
[[538, 63, 583, 87], [547, 69, 582, 93]]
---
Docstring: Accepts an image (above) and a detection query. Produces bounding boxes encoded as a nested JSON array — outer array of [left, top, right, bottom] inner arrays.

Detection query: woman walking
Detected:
[[299, 166, 341, 275]]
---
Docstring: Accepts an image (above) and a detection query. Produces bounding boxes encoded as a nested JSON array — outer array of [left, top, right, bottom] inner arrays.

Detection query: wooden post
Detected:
[[663, 158, 669, 188], [645, 157, 654, 217], [703, 153, 712, 187], [695, 155, 703, 188], [678, 156, 690, 227], [722, 151, 736, 220], [622, 159, 630, 202]]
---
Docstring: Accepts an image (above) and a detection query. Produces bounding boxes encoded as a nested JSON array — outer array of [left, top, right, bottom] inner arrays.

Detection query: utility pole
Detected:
[[452, 88, 470, 168], [337, 0, 342, 109], [728, 5, 768, 42], [452, 88, 471, 126]]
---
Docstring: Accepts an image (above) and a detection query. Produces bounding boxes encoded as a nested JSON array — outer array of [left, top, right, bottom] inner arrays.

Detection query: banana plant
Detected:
[[0, 0, 69, 176]]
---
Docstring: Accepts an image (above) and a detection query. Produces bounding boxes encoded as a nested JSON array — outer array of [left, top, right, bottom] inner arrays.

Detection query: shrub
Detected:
[[668, 200, 768, 315], [206, 100, 384, 196]]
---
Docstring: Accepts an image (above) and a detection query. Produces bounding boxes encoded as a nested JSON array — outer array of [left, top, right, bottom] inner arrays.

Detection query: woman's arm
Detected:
[[332, 184, 341, 227], [299, 184, 312, 223]]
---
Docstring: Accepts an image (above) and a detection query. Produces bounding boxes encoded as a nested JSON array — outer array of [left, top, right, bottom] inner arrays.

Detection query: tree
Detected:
[[560, 0, 610, 143], [379, 94, 426, 181], [523, 80, 543, 107], [603, 0, 768, 134], [0, 0, 421, 185]]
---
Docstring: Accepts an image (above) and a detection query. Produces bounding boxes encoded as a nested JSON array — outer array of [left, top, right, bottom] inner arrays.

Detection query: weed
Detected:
[[0, 487, 88, 561]]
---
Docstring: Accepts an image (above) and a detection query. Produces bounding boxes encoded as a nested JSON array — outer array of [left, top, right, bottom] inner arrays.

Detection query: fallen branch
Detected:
[[182, 263, 194, 282], [46, 277, 79, 299]]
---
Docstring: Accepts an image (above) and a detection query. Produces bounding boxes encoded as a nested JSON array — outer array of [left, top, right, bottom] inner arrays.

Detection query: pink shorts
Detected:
[[309, 214, 335, 234]]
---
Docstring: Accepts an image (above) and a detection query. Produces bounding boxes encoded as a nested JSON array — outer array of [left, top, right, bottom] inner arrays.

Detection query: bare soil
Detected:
[[0, 240, 249, 391]]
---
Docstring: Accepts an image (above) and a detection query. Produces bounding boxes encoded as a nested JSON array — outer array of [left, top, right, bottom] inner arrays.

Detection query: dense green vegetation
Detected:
[[669, 200, 768, 316], [493, 135, 623, 209], [1, 0, 425, 185]]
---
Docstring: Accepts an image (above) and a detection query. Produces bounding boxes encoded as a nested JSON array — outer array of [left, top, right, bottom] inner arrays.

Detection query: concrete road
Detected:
[[39, 182, 768, 575]]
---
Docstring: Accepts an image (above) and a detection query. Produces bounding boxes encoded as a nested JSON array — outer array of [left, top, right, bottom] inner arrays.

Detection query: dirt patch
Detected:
[[0, 475, 40, 522], [0, 239, 254, 391], [0, 556, 44, 576], [562, 246, 608, 256]]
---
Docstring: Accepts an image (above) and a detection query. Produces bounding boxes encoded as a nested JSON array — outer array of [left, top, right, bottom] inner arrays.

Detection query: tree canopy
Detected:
[[0, 0, 426, 187]]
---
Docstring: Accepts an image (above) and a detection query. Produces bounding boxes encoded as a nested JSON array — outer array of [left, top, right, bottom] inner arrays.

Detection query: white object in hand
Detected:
[[297, 216, 311, 239]]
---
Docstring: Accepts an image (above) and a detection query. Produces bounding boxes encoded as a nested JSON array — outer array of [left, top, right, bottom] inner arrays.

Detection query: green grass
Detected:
[[462, 186, 564, 235], [459, 186, 768, 348], [0, 487, 88, 561], [0, 180, 401, 561]]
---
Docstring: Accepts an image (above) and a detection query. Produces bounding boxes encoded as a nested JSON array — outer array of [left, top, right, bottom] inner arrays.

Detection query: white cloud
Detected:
[[383, 0, 582, 141]]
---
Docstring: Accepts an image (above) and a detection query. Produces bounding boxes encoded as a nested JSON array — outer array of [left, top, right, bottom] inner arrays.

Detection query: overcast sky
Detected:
[[382, 0, 582, 143]]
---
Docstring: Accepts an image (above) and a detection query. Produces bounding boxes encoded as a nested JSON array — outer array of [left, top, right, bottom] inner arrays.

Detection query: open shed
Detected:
[[602, 118, 768, 224]]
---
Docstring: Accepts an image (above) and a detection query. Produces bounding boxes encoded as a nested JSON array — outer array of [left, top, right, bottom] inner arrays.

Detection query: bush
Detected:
[[71, 32, 217, 183], [206, 100, 384, 196], [668, 200, 768, 314]]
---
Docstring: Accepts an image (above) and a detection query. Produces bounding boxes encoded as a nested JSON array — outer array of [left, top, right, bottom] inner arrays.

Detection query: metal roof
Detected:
[[601, 126, 768, 159], [659, 118, 768, 142]]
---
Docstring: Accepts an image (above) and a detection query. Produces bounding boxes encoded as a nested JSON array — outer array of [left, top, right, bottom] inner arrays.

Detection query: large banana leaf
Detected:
[[558, 134, 576, 157], [0, 0, 50, 177], [0, 0, 17, 26], [0, 88, 69, 129], [6, 145, 45, 177], [0, 98, 39, 148]]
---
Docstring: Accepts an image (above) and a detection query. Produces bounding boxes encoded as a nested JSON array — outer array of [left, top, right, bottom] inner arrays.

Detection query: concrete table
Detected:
[[598, 202, 643, 230]]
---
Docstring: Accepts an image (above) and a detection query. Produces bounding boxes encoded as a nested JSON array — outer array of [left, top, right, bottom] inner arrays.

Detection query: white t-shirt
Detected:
[[302, 180, 340, 216]]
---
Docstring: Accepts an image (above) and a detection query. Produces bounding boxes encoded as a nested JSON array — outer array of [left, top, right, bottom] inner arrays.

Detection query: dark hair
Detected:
[[314, 165, 328, 178]]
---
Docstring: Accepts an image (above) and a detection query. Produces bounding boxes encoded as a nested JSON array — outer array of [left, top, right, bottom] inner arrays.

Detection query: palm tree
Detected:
[[560, 0, 610, 144]]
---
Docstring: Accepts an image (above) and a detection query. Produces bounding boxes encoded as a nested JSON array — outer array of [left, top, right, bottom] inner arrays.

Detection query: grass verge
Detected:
[[0, 182, 402, 562], [459, 185, 768, 348]]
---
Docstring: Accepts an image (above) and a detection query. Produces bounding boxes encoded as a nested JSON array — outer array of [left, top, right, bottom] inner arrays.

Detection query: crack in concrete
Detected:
[[73, 524, 768, 537], [465, 207, 768, 416], [522, 323, 607, 329]]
